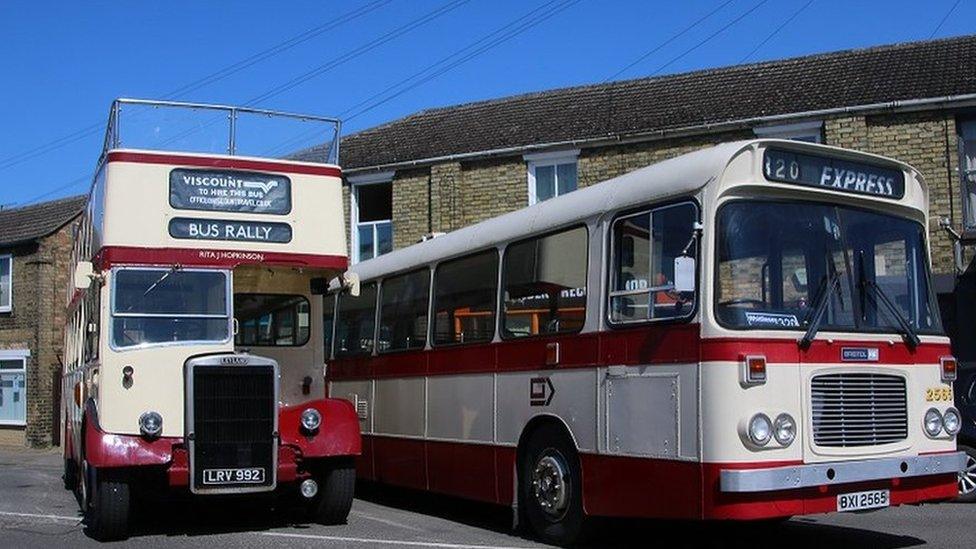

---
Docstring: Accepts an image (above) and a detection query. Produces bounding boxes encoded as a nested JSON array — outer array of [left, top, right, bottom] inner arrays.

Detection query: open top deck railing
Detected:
[[100, 98, 341, 165]]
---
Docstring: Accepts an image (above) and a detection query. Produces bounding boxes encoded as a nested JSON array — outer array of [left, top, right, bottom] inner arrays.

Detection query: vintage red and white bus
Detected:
[[61, 99, 360, 540], [325, 139, 965, 545]]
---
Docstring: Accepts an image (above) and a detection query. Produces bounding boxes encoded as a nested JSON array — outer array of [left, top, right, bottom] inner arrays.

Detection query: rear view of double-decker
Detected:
[[60, 99, 360, 540]]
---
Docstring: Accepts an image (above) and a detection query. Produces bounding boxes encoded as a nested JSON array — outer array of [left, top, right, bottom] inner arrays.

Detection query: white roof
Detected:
[[350, 140, 758, 281]]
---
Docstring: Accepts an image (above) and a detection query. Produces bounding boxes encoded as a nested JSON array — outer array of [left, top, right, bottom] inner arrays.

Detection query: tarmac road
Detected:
[[0, 447, 971, 548]]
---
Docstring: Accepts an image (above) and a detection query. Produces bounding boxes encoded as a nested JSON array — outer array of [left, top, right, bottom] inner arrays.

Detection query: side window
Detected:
[[502, 226, 587, 338], [323, 294, 336, 359], [433, 250, 499, 345], [609, 202, 698, 323], [378, 269, 430, 352], [335, 282, 377, 357], [234, 294, 311, 346]]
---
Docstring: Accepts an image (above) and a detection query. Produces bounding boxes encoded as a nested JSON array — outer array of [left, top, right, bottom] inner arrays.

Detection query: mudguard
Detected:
[[278, 398, 362, 458]]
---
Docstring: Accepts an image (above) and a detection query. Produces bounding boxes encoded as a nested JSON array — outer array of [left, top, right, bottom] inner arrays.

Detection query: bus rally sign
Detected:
[[168, 217, 292, 243], [169, 168, 292, 214]]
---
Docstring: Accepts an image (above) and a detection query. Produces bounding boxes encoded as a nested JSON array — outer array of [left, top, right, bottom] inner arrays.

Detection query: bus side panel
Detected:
[[427, 440, 497, 502], [372, 435, 427, 490], [580, 453, 702, 519]]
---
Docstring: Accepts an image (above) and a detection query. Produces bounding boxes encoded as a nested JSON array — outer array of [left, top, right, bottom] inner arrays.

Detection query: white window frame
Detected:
[[348, 171, 395, 265], [753, 120, 823, 143], [0, 254, 11, 313], [0, 349, 29, 427], [525, 149, 580, 206]]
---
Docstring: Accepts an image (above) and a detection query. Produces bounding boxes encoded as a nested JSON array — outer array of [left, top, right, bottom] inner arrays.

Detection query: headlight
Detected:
[[943, 407, 961, 436], [923, 408, 943, 438], [773, 413, 796, 446], [139, 411, 163, 438], [300, 408, 322, 432], [748, 413, 773, 446]]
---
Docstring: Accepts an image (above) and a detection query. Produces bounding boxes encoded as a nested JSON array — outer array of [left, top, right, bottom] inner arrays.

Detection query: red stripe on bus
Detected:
[[106, 151, 343, 178], [357, 434, 957, 519], [95, 246, 348, 270], [700, 337, 951, 364]]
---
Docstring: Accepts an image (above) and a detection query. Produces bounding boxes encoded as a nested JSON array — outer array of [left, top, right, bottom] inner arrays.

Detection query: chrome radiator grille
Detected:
[[811, 373, 908, 448]]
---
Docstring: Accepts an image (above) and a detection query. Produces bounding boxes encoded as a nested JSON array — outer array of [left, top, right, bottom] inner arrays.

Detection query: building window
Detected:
[[0, 254, 11, 313], [753, 121, 823, 143], [0, 350, 28, 426], [349, 172, 394, 264], [525, 150, 579, 205], [958, 117, 976, 230]]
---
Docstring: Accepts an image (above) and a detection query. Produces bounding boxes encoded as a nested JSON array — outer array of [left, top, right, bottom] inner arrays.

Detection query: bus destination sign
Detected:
[[169, 217, 292, 243], [170, 168, 292, 215], [763, 148, 905, 199]]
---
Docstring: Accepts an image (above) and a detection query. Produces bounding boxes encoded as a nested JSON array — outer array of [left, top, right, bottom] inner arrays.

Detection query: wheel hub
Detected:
[[532, 453, 569, 518], [959, 454, 976, 496]]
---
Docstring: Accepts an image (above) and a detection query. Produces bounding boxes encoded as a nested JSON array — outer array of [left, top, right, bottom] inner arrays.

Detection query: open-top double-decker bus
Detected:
[[325, 139, 966, 545], [61, 99, 360, 540]]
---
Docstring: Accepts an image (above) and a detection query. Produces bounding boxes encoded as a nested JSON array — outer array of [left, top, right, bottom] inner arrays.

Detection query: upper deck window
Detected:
[[335, 282, 377, 357], [111, 268, 230, 349], [502, 227, 587, 338], [716, 200, 942, 334], [526, 151, 579, 205], [609, 203, 698, 324], [234, 294, 310, 347], [0, 255, 10, 313], [433, 250, 499, 345]]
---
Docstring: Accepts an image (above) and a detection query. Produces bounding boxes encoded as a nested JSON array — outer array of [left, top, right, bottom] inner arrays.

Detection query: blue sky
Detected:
[[0, 0, 972, 207]]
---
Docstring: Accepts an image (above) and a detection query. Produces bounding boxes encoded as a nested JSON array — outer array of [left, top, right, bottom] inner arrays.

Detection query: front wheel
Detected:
[[85, 469, 130, 541], [958, 444, 976, 503], [308, 458, 356, 525], [520, 424, 587, 546]]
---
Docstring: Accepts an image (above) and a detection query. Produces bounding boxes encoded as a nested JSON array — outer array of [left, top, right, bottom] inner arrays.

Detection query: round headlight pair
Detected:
[[139, 411, 163, 438], [748, 413, 796, 447], [925, 407, 961, 437], [301, 408, 322, 432]]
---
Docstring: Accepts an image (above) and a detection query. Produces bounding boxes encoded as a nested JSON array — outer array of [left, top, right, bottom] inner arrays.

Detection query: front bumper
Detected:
[[720, 452, 966, 493]]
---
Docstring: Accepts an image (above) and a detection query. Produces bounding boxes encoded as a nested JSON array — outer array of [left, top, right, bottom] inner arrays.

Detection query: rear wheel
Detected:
[[85, 469, 130, 541], [308, 458, 356, 525], [958, 445, 976, 503], [520, 424, 586, 546]]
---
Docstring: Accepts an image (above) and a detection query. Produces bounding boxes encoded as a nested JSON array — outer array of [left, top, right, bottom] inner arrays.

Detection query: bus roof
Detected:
[[349, 139, 919, 281]]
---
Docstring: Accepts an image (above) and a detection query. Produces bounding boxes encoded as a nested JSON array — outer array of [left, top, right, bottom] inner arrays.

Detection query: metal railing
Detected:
[[100, 98, 342, 164]]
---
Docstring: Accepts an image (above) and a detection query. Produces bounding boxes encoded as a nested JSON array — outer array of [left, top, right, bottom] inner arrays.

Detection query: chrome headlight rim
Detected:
[[748, 413, 773, 447], [138, 410, 163, 438], [923, 407, 944, 438], [943, 407, 962, 436], [773, 413, 797, 447], [300, 407, 322, 432]]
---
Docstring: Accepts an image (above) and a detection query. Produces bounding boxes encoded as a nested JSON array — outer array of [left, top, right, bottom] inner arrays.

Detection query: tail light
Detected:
[[941, 356, 957, 382], [741, 355, 767, 386]]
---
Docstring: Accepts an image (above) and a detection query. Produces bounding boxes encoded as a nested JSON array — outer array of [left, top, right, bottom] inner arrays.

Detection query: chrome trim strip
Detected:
[[720, 452, 966, 493]]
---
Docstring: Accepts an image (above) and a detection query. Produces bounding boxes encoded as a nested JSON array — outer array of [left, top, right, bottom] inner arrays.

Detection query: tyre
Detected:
[[520, 423, 586, 546], [85, 469, 130, 541], [958, 444, 976, 503], [63, 458, 78, 491], [308, 458, 356, 525]]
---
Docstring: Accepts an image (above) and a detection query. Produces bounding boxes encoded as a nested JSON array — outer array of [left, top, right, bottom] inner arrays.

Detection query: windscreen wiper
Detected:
[[124, 265, 180, 312], [799, 271, 840, 349], [863, 278, 921, 350]]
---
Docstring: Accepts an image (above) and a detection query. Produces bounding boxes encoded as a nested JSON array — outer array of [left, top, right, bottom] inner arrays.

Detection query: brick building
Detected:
[[299, 36, 976, 296], [0, 196, 85, 447]]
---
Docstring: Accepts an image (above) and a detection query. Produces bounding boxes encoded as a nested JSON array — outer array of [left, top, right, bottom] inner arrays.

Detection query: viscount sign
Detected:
[[169, 217, 292, 243], [170, 168, 291, 215], [763, 148, 905, 199]]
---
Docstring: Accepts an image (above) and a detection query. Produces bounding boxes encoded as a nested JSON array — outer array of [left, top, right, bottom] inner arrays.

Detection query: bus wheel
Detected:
[[85, 469, 130, 541], [520, 424, 586, 546], [308, 458, 356, 525], [958, 445, 976, 503]]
